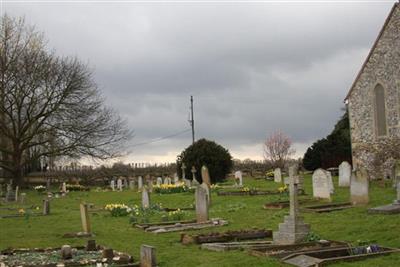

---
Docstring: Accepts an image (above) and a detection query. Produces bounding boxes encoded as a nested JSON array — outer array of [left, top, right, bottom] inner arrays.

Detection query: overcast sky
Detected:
[[1, 0, 396, 164]]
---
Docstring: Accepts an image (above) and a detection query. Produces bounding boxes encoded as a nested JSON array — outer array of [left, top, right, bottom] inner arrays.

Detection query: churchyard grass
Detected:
[[0, 175, 399, 266]]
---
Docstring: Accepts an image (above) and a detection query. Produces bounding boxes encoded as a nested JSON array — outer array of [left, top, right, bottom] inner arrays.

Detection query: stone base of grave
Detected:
[[144, 218, 228, 234], [273, 216, 310, 245], [62, 232, 94, 238], [368, 202, 400, 215]]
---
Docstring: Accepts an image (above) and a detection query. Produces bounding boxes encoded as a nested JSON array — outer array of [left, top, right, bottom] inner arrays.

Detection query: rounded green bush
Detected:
[[176, 138, 233, 184]]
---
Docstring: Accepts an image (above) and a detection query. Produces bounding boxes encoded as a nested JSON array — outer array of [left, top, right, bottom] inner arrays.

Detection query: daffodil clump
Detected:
[[33, 185, 46, 192], [154, 182, 188, 194], [161, 208, 186, 222], [241, 186, 250, 192], [210, 184, 220, 190], [18, 208, 25, 214], [105, 203, 133, 217], [66, 184, 89, 191], [278, 185, 288, 193], [265, 171, 275, 178]]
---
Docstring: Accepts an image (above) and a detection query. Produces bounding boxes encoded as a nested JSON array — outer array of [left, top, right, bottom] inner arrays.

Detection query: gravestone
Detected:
[[273, 165, 310, 245], [350, 168, 369, 205], [234, 170, 243, 186], [312, 169, 331, 201], [195, 185, 209, 223], [142, 187, 150, 209], [5, 184, 16, 202], [43, 199, 50, 215], [19, 193, 26, 204], [110, 180, 115, 191], [15, 186, 19, 202], [184, 179, 192, 187], [173, 173, 179, 184], [62, 182, 67, 193], [124, 178, 128, 188], [163, 177, 172, 185], [201, 165, 211, 186], [191, 166, 199, 186], [338, 161, 351, 187], [138, 176, 143, 190], [394, 160, 400, 188], [140, 245, 157, 267], [61, 245, 72, 260], [156, 177, 162, 186], [129, 178, 135, 190], [325, 170, 335, 194], [80, 203, 91, 233], [117, 178, 123, 191], [181, 163, 187, 180], [147, 178, 153, 193], [274, 168, 282, 183]]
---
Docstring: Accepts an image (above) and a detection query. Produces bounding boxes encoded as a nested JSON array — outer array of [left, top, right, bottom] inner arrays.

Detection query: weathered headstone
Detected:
[[80, 203, 91, 233], [234, 170, 243, 186], [117, 178, 123, 191], [312, 169, 331, 201], [124, 178, 128, 188], [138, 176, 143, 190], [273, 165, 310, 245], [129, 178, 135, 190], [142, 187, 150, 209], [350, 168, 369, 205], [5, 185, 16, 202], [156, 177, 162, 186], [46, 179, 51, 191], [201, 166, 211, 186], [274, 168, 282, 183], [325, 170, 335, 194], [19, 193, 26, 204], [110, 180, 115, 191], [14, 186, 19, 202], [43, 199, 50, 215], [338, 161, 351, 187], [195, 185, 209, 223], [163, 177, 172, 185], [184, 179, 192, 187], [140, 245, 157, 267]]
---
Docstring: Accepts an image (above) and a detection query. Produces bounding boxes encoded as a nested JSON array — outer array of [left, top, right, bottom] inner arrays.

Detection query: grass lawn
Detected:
[[1, 175, 399, 266]]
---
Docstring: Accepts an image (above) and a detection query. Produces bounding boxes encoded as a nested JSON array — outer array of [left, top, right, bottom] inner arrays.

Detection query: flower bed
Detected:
[[33, 185, 46, 193], [153, 182, 188, 194], [105, 203, 133, 217]]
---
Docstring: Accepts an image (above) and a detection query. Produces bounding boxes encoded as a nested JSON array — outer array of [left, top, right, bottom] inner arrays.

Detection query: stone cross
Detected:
[[138, 176, 143, 189], [80, 203, 91, 233], [272, 165, 310, 245], [338, 161, 351, 187], [274, 168, 282, 183], [191, 166, 199, 185], [195, 185, 209, 223], [43, 199, 50, 215], [142, 187, 150, 209], [140, 245, 157, 267], [201, 165, 211, 186], [350, 168, 369, 205], [181, 163, 186, 180]]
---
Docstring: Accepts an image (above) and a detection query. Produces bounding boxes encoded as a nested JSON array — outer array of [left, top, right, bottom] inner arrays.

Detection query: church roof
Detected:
[[345, 2, 399, 101]]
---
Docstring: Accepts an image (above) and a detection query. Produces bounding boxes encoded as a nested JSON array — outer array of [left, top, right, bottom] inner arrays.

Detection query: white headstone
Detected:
[[142, 187, 150, 209], [164, 177, 171, 185], [338, 161, 351, 187], [274, 168, 282, 183], [312, 169, 331, 201], [234, 170, 243, 186], [156, 177, 163, 186], [110, 180, 115, 191], [117, 178, 123, 191], [129, 179, 135, 190], [62, 182, 67, 193], [138, 176, 143, 190]]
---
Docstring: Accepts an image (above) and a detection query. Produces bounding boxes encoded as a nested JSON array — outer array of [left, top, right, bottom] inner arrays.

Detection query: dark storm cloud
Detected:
[[2, 1, 396, 162]]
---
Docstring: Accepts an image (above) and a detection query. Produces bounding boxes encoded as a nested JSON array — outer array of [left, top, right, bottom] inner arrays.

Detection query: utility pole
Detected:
[[190, 96, 195, 144]]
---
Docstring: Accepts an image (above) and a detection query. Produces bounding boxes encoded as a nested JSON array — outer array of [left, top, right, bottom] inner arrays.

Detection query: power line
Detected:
[[128, 129, 191, 148]]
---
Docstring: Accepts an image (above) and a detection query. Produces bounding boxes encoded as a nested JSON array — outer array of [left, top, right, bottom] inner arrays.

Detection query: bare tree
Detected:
[[263, 130, 295, 168], [0, 15, 132, 185]]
